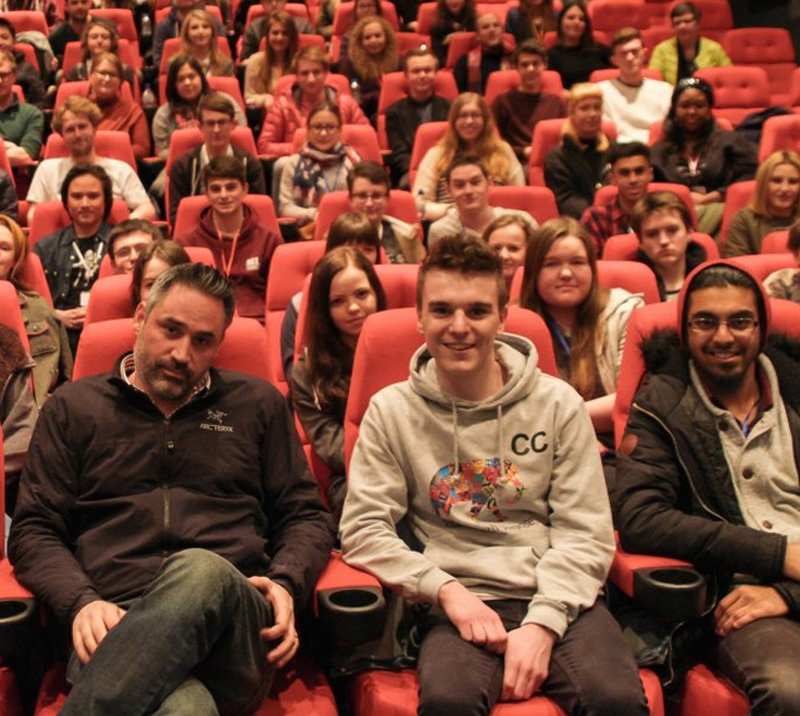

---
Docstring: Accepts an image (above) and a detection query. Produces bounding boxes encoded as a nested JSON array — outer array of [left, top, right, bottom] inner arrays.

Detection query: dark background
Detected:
[[733, 0, 800, 57]]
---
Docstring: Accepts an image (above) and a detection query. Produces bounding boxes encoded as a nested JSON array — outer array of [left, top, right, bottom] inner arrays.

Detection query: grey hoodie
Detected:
[[341, 334, 615, 638]]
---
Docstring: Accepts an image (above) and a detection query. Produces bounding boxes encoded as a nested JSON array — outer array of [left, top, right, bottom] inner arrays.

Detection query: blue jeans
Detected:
[[62, 549, 275, 716], [714, 615, 800, 716]]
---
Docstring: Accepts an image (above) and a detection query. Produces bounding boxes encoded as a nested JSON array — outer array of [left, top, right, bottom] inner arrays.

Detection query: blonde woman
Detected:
[[244, 10, 299, 109], [337, 15, 399, 123], [178, 9, 234, 77], [724, 150, 800, 257], [544, 82, 610, 218], [412, 92, 525, 221]]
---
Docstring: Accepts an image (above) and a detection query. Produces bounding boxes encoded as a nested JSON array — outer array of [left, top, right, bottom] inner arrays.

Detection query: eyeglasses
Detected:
[[686, 316, 759, 334], [308, 123, 339, 133], [201, 118, 232, 129], [351, 191, 387, 202]]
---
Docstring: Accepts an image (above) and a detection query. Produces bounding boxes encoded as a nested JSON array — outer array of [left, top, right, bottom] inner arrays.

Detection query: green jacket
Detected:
[[648, 37, 731, 86]]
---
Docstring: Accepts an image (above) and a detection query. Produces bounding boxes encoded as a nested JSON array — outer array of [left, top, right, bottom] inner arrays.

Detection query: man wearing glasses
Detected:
[[617, 261, 800, 714], [168, 94, 266, 226]]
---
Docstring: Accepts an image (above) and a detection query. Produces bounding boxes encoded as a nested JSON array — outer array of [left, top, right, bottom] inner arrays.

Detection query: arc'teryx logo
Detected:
[[200, 409, 233, 433]]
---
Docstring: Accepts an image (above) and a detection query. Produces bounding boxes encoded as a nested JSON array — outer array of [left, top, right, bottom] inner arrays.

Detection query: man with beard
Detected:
[[617, 261, 800, 715], [9, 262, 334, 716]]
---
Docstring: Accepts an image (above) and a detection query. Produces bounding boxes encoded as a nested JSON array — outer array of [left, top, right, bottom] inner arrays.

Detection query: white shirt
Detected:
[[599, 77, 673, 145]]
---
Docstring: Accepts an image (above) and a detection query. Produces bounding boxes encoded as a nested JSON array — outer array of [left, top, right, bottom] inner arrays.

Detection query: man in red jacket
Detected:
[[177, 155, 282, 323]]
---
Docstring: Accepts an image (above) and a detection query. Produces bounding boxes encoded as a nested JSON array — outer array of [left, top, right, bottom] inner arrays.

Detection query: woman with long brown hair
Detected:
[[244, 10, 299, 109], [412, 92, 524, 221], [177, 8, 234, 77], [520, 217, 642, 437], [291, 245, 386, 522]]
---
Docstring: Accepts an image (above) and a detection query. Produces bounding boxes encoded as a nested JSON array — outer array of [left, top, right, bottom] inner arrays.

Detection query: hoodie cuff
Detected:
[[522, 599, 570, 639], [417, 567, 456, 605]]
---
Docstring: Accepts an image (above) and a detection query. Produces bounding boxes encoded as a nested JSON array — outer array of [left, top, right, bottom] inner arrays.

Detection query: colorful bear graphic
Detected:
[[429, 458, 524, 521]]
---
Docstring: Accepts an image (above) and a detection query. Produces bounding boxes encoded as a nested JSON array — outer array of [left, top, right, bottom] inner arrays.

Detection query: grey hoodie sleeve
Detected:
[[340, 396, 454, 605], [521, 397, 616, 637]]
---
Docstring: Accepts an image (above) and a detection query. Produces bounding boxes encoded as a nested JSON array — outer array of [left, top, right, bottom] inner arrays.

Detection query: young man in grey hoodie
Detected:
[[340, 236, 648, 715]]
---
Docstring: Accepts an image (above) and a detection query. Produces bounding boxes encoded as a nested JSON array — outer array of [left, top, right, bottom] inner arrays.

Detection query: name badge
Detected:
[[246, 257, 260, 272], [80, 291, 91, 307]]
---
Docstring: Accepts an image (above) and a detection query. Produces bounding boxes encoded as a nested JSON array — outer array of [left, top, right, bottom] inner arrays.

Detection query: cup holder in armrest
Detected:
[[317, 587, 386, 646], [633, 567, 707, 621], [0, 598, 38, 657]]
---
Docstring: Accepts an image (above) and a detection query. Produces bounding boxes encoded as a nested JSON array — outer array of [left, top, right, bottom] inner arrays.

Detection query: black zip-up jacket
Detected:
[[616, 329, 800, 613], [9, 361, 335, 628]]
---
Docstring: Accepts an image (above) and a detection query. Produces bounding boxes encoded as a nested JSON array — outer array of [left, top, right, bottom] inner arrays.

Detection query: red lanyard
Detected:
[[216, 229, 240, 278]]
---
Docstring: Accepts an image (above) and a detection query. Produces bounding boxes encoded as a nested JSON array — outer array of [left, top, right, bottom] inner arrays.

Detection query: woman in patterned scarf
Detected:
[[278, 101, 361, 229]]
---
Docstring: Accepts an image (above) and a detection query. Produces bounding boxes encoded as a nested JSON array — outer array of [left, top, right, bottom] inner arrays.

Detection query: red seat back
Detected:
[[488, 186, 559, 225], [0, 280, 30, 353], [761, 230, 790, 254], [28, 200, 130, 246], [173, 195, 279, 244], [313, 190, 422, 242], [484, 69, 565, 109], [15, 253, 52, 305], [44, 129, 137, 170], [719, 180, 756, 250], [331, 1, 399, 34], [758, 114, 800, 163], [723, 28, 795, 105], [694, 67, 771, 127], [589, 0, 649, 31], [603, 233, 719, 262]]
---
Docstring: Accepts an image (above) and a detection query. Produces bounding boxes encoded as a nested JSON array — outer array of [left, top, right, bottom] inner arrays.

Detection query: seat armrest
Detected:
[[315, 553, 386, 646], [0, 561, 37, 658], [611, 536, 707, 620]]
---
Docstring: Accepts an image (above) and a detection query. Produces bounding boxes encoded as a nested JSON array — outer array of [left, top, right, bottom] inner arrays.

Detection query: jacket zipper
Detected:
[[631, 402, 728, 523]]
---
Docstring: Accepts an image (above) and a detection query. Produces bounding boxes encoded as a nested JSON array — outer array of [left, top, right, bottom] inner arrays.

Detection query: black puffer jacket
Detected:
[[616, 329, 800, 613]]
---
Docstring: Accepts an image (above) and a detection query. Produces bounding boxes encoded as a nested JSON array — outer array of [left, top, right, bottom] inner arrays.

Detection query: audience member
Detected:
[[0, 19, 46, 108], [240, 0, 313, 62], [599, 28, 672, 144], [0, 50, 43, 165], [49, 0, 92, 65], [428, 154, 537, 248], [89, 52, 151, 161], [107, 219, 163, 275], [430, 0, 476, 68], [64, 18, 135, 85], [338, 15, 400, 125], [617, 261, 800, 716], [547, 0, 610, 89], [292, 246, 386, 524], [453, 12, 512, 95], [347, 161, 425, 263], [9, 262, 334, 716], [505, 0, 557, 44], [153, 0, 224, 73], [278, 101, 361, 230], [243, 10, 298, 110], [545, 83, 610, 219], [724, 150, 800, 257], [341, 235, 649, 716], [0, 319, 35, 517], [414, 93, 525, 221], [280, 210, 382, 386], [651, 77, 757, 236], [258, 46, 369, 157], [631, 191, 707, 301], [0, 214, 72, 407], [168, 94, 266, 225], [649, 1, 731, 85], [316, 0, 341, 40], [335, 0, 384, 62], [27, 97, 155, 224], [492, 39, 566, 164], [152, 55, 247, 162], [179, 155, 282, 322], [483, 213, 535, 289], [177, 8, 234, 77], [33, 164, 116, 354], [385, 48, 451, 189], [520, 218, 643, 457], [765, 220, 800, 302], [130, 239, 190, 308], [581, 142, 653, 255]]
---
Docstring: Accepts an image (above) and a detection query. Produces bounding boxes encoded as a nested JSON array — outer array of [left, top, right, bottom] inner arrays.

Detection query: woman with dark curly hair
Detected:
[[547, 0, 610, 89], [651, 77, 757, 236]]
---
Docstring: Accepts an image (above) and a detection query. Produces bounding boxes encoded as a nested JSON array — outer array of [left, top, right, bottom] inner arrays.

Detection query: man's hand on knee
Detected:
[[248, 576, 298, 669], [501, 623, 557, 701], [437, 581, 507, 654], [72, 600, 126, 664], [714, 585, 789, 637]]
